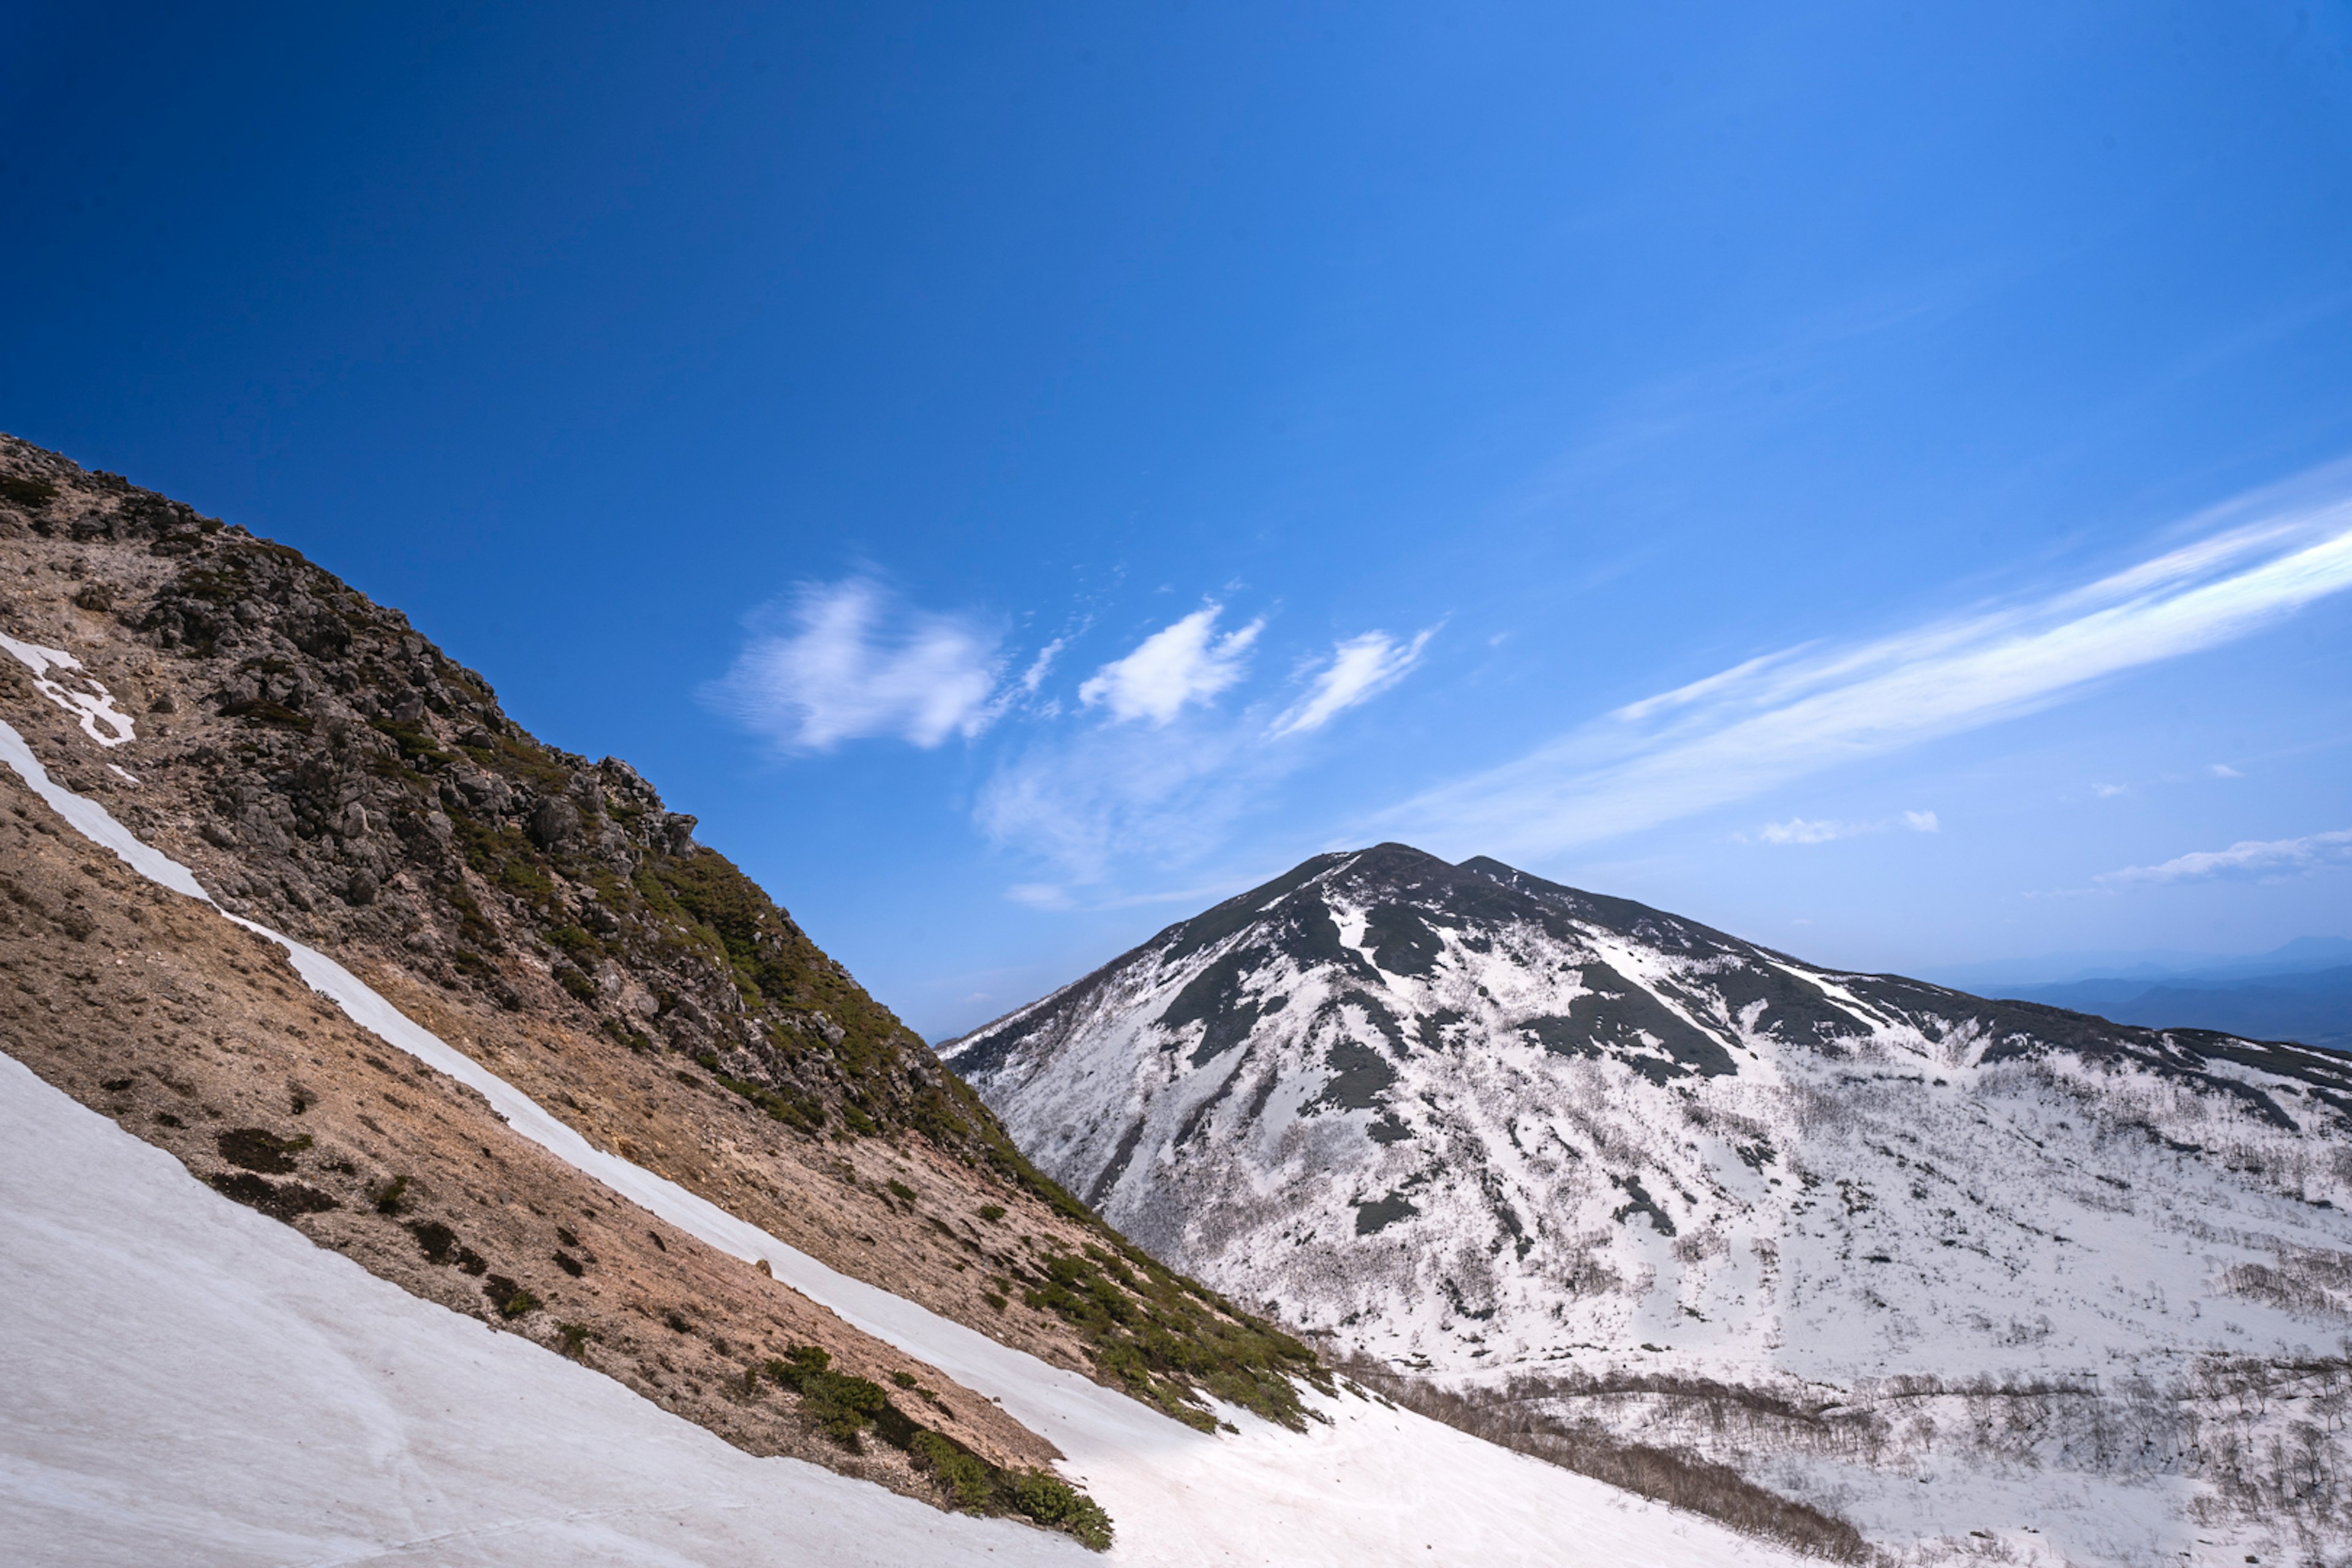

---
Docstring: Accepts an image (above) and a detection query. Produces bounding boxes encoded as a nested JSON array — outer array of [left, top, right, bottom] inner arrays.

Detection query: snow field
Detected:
[[0, 1053, 1084, 1568], [0, 717, 1803, 1567]]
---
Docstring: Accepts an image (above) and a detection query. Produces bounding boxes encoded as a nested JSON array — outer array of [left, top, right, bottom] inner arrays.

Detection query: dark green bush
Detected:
[[763, 1346, 889, 1448], [217, 1126, 314, 1174], [906, 1430, 1114, 1551], [408, 1219, 459, 1262], [1011, 1245, 1326, 1430], [1011, 1470, 1114, 1550], [912, 1430, 996, 1510], [483, 1276, 538, 1317], [209, 1171, 340, 1221], [547, 924, 601, 962]]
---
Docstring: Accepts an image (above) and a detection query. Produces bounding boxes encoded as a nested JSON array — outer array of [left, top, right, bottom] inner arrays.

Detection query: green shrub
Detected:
[[554, 965, 597, 1001], [763, 1345, 890, 1448], [1010, 1246, 1327, 1430], [976, 1204, 1006, 1222], [906, 1431, 1114, 1551], [1011, 1470, 1114, 1550], [372, 1173, 411, 1215], [483, 1276, 538, 1317], [713, 1069, 827, 1133], [886, 1178, 918, 1205], [548, 924, 601, 962], [557, 1322, 591, 1358]]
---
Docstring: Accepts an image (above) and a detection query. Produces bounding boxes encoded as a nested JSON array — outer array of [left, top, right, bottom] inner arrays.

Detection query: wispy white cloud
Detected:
[[985, 612, 1441, 887], [2098, 827, 2352, 886], [974, 714, 1291, 883], [1381, 478, 2352, 858], [2092, 783, 2130, 798], [709, 579, 1003, 752], [1758, 817, 1863, 845], [1017, 639, 1068, 696], [1079, 606, 1262, 725], [1754, 810, 1938, 845], [1271, 628, 1436, 738], [2209, 763, 2244, 778]]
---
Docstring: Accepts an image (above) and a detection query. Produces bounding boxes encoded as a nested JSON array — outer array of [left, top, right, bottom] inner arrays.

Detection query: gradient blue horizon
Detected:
[[5, 1, 2350, 1037]]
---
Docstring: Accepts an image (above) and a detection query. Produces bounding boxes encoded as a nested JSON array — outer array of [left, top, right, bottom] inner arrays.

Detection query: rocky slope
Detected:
[[0, 766, 1059, 1500], [0, 433, 1319, 1536], [946, 842, 2352, 1563]]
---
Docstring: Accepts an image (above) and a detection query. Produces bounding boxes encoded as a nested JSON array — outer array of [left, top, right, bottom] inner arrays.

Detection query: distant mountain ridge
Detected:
[[1928, 935, 2351, 1053], [1928, 933, 2352, 990]]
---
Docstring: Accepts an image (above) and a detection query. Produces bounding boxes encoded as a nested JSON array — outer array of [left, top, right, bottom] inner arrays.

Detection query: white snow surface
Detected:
[[0, 631, 137, 746], [0, 715, 1796, 1567], [0, 1052, 1084, 1568]]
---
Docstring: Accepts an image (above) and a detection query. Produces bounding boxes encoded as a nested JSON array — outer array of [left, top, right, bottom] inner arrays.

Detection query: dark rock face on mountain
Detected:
[[947, 842, 2352, 1375]]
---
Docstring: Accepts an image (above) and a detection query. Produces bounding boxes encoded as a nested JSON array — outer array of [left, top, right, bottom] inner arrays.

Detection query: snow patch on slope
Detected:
[[0, 631, 136, 746]]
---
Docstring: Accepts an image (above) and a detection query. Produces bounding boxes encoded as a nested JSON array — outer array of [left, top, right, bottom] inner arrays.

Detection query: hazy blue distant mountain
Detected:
[[1998, 967, 2351, 1052], [1927, 935, 2352, 993]]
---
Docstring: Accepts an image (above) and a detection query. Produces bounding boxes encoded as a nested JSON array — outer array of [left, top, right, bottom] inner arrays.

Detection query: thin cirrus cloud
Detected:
[[2098, 827, 2352, 886], [1755, 810, 1939, 845], [706, 578, 1005, 752], [1077, 605, 1264, 725], [1271, 628, 1436, 738], [1380, 473, 2352, 859], [975, 715, 1282, 885], [979, 617, 1432, 890]]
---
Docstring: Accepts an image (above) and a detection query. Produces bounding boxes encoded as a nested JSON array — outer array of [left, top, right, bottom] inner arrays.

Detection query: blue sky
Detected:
[[6, 2, 2351, 1036]]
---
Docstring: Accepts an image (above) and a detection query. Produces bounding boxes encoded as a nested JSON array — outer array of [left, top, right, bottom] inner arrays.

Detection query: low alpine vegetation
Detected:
[[758, 1344, 1113, 1550]]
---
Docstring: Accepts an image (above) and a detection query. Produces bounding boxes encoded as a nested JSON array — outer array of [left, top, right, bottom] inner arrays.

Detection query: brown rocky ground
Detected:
[[0, 759, 1065, 1509]]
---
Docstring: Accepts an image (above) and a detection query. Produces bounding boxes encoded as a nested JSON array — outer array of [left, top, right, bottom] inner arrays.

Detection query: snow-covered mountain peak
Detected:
[[945, 843, 2352, 1388]]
